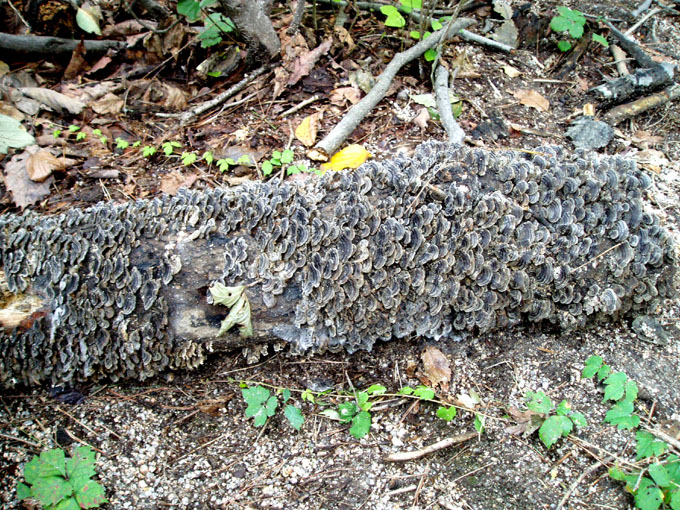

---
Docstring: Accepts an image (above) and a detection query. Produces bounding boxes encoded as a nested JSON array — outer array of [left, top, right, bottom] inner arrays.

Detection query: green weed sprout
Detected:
[[17, 446, 106, 509], [523, 390, 587, 448], [550, 7, 609, 52]]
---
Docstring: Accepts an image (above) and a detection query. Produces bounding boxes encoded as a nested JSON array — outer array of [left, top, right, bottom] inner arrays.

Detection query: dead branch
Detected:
[[591, 65, 675, 102], [434, 66, 465, 145], [603, 82, 680, 124], [156, 65, 271, 125], [307, 18, 474, 160], [383, 432, 477, 462], [0, 33, 126, 55]]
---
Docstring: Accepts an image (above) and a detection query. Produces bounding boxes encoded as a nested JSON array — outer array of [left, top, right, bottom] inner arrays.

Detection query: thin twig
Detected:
[[308, 18, 474, 160], [280, 94, 321, 118], [555, 461, 604, 510], [384, 432, 477, 462]]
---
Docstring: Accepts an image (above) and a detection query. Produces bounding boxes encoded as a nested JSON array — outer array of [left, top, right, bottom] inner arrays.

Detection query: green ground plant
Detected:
[[176, 0, 236, 49], [17, 446, 106, 510], [237, 380, 485, 440], [582, 356, 680, 510], [550, 7, 609, 51], [523, 390, 587, 448]]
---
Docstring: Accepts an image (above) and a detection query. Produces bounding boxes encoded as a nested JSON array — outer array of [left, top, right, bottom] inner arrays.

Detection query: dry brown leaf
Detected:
[[334, 26, 355, 51], [20, 87, 85, 114], [163, 84, 187, 111], [513, 89, 549, 112], [91, 93, 124, 115], [502, 64, 521, 78], [329, 87, 361, 106], [0, 103, 25, 121], [505, 405, 542, 436], [295, 112, 321, 147], [413, 107, 430, 130], [103, 19, 155, 36], [63, 40, 88, 81], [4, 149, 54, 208], [635, 149, 669, 173], [420, 346, 451, 392], [87, 56, 113, 76], [160, 172, 197, 195], [26, 150, 68, 182], [632, 130, 664, 148], [288, 39, 332, 86]]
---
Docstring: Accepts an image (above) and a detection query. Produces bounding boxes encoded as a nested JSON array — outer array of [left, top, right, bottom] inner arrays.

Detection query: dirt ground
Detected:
[[1, 0, 680, 508]]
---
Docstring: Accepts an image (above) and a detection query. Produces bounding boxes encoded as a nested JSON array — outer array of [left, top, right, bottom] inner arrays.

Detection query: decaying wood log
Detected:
[[1, 143, 677, 388]]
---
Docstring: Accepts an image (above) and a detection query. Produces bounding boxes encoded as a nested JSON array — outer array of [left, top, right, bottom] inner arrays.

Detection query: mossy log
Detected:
[[1, 143, 677, 388]]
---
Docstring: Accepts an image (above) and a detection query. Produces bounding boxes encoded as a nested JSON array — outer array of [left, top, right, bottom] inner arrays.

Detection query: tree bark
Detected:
[[0, 33, 126, 55]]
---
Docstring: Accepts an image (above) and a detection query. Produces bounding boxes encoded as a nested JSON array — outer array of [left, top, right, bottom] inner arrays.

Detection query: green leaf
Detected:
[[92, 129, 102, 136], [350, 411, 371, 438], [17, 482, 32, 500], [569, 412, 587, 429], [181, 152, 198, 166], [380, 5, 406, 28], [142, 146, 157, 158], [634, 479, 664, 510], [24, 456, 42, 485], [555, 400, 571, 416], [76, 131, 87, 141], [539, 415, 572, 448], [636, 431, 668, 460], [399, 0, 421, 12], [237, 154, 252, 165], [281, 388, 291, 403], [199, 13, 236, 48], [301, 389, 315, 403], [338, 402, 358, 423], [32, 476, 73, 506], [115, 138, 129, 150], [603, 372, 627, 402], [68, 125, 80, 132], [356, 391, 370, 410], [431, 19, 443, 30], [525, 391, 553, 414], [648, 463, 672, 488], [53, 129, 62, 138], [286, 165, 301, 175], [55, 497, 82, 510], [582, 355, 603, 379], [557, 40, 572, 52], [203, 151, 214, 165], [592, 33, 609, 47], [243, 385, 270, 406], [666, 454, 680, 483], [609, 466, 627, 481], [40, 449, 67, 478], [284, 404, 304, 431], [243, 386, 277, 427], [597, 364, 611, 381], [605, 400, 640, 430], [624, 379, 638, 402], [550, 17, 573, 34], [670, 489, 680, 510], [474, 413, 485, 434], [162, 141, 181, 156], [413, 385, 435, 400], [73, 477, 107, 509], [424, 49, 437, 61], [409, 30, 421, 39], [262, 160, 273, 176], [0, 114, 35, 154], [436, 406, 457, 421], [66, 446, 96, 481], [366, 384, 387, 396], [398, 386, 414, 395], [200, 0, 217, 7], [568, 23, 584, 39], [177, 0, 200, 21], [76, 7, 102, 35], [281, 149, 294, 164], [209, 283, 244, 307]]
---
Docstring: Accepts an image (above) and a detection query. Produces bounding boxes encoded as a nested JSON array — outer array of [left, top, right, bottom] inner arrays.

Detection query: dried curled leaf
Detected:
[[26, 150, 67, 182]]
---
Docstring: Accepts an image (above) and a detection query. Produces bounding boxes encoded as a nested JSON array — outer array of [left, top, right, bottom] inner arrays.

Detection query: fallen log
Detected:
[[1, 142, 677, 388]]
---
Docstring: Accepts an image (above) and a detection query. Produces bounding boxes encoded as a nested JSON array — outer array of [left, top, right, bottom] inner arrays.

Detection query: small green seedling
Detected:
[[181, 151, 198, 166], [92, 129, 108, 144], [262, 149, 294, 176], [524, 390, 586, 448], [142, 146, 157, 158], [550, 7, 609, 52], [115, 137, 130, 150], [203, 151, 214, 165], [17, 446, 107, 510], [52, 129, 62, 139], [241, 385, 305, 430], [162, 141, 181, 156]]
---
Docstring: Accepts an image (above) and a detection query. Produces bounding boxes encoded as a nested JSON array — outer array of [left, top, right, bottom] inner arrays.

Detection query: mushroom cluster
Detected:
[[0, 142, 676, 387]]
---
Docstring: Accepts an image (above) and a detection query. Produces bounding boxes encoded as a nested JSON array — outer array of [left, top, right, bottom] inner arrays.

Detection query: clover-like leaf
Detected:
[[284, 405, 304, 431]]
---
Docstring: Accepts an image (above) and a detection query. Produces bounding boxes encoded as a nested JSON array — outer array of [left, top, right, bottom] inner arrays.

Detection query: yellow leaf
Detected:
[[320, 144, 371, 172], [295, 113, 320, 147]]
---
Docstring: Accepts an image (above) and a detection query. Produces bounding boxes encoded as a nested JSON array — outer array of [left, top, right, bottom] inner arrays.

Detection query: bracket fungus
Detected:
[[0, 142, 677, 388]]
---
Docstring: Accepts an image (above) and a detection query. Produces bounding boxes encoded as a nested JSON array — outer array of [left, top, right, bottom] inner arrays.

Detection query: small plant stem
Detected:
[[279, 94, 321, 118]]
